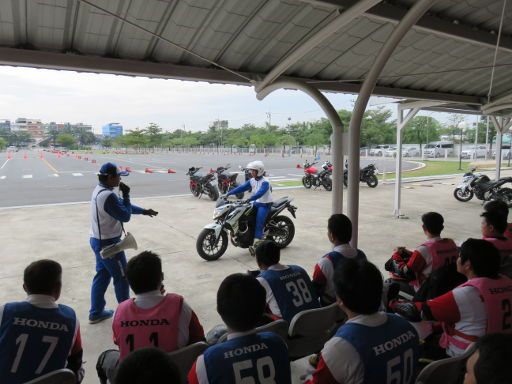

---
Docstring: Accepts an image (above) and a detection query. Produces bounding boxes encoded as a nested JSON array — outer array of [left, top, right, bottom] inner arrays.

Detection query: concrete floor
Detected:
[[0, 173, 498, 383]]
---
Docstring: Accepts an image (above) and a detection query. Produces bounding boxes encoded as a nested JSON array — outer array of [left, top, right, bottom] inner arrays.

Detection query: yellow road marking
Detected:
[[41, 157, 59, 173]]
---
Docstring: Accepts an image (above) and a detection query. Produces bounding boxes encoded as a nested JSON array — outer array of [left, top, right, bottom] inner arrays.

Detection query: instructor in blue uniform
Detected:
[[225, 160, 272, 254], [89, 162, 158, 324]]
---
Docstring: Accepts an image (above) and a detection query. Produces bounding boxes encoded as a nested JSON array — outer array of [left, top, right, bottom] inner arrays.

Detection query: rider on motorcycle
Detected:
[[224, 160, 273, 254]]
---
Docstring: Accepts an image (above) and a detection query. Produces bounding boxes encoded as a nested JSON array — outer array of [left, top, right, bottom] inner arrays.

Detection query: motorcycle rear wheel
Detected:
[[302, 176, 312, 189], [267, 215, 295, 248], [196, 228, 228, 261], [496, 188, 512, 207], [366, 175, 378, 188], [322, 176, 332, 191], [453, 188, 473, 202]]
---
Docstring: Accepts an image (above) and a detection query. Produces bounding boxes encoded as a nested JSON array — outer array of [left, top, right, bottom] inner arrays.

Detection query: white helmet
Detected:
[[246, 160, 265, 177]]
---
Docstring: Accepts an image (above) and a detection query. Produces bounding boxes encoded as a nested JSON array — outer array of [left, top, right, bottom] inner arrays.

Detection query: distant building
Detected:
[[12, 118, 44, 140], [102, 123, 123, 137], [0, 119, 10, 134]]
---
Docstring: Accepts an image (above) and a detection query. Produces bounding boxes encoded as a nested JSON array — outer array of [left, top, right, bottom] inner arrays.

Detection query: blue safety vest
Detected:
[[0, 302, 77, 384], [336, 314, 419, 384], [260, 265, 319, 322], [203, 332, 291, 384]]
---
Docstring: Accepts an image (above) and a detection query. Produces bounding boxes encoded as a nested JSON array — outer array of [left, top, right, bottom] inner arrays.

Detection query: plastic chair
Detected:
[[416, 345, 476, 384], [24, 369, 76, 384], [287, 303, 340, 360], [168, 341, 209, 383]]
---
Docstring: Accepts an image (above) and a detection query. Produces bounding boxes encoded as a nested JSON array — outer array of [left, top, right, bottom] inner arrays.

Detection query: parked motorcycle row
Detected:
[[453, 168, 512, 207], [186, 164, 247, 201], [302, 160, 379, 191]]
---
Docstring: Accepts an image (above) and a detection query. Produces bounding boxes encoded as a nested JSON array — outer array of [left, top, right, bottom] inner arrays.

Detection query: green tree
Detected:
[[402, 116, 441, 153], [145, 123, 163, 149], [0, 137, 6, 150], [102, 137, 113, 148], [360, 107, 395, 147], [56, 133, 76, 148]]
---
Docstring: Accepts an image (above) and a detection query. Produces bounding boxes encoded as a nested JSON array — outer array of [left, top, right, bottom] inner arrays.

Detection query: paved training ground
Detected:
[[0, 149, 418, 207], [0, 151, 495, 383]]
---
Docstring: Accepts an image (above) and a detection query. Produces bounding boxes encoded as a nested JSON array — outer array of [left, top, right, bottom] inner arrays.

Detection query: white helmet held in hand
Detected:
[[246, 160, 265, 177]]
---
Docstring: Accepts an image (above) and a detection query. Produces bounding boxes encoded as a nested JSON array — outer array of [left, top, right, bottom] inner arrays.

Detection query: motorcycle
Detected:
[[186, 167, 220, 201], [196, 196, 297, 261], [453, 168, 512, 206], [343, 163, 379, 188], [215, 164, 244, 199], [302, 160, 332, 191]]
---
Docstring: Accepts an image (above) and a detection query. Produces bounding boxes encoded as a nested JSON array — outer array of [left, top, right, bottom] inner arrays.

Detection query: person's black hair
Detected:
[[334, 260, 382, 314], [484, 200, 509, 220], [255, 240, 280, 267], [126, 251, 163, 294], [328, 214, 352, 244], [217, 273, 266, 332], [421, 212, 444, 235], [114, 347, 180, 384], [459, 238, 501, 278], [24, 259, 62, 295], [473, 333, 512, 384], [481, 211, 507, 234]]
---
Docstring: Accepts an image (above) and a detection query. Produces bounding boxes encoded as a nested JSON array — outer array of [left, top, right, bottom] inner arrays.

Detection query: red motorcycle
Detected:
[[215, 164, 244, 199], [186, 167, 219, 201], [302, 160, 332, 191]]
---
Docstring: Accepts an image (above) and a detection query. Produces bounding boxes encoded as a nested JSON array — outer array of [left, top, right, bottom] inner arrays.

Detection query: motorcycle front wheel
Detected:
[[302, 176, 312, 189], [453, 188, 474, 202], [196, 228, 228, 261], [496, 188, 512, 207], [366, 175, 378, 188], [267, 215, 295, 249], [207, 185, 219, 201]]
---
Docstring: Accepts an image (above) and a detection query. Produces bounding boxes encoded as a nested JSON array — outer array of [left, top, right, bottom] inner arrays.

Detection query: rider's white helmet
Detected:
[[246, 160, 265, 177]]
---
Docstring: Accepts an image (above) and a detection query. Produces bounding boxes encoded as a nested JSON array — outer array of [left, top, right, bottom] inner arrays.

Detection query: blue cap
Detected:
[[98, 162, 129, 177]]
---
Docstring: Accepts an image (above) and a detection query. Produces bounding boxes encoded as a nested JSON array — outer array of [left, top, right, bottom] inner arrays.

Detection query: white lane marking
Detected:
[[1, 159, 9, 169], [288, 174, 304, 177], [72, 173, 83, 177], [51, 174, 59, 177], [0, 176, 6, 180], [268, 176, 287, 180], [22, 175, 33, 179]]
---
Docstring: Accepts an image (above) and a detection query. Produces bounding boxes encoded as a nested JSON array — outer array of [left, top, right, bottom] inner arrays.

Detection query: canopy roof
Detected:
[[0, 0, 511, 114]]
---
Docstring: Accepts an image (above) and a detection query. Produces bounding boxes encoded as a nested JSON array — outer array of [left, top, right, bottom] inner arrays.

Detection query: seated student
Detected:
[[385, 212, 459, 296], [480, 209, 512, 277], [306, 260, 419, 384], [484, 199, 512, 239], [255, 240, 320, 322], [114, 347, 181, 384], [394, 239, 512, 358], [97, 251, 205, 383], [312, 214, 366, 304], [463, 333, 512, 384], [188, 273, 291, 384], [0, 260, 83, 384]]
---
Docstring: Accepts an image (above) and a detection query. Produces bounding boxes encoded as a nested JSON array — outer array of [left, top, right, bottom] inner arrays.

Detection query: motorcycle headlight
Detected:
[[213, 206, 228, 220]]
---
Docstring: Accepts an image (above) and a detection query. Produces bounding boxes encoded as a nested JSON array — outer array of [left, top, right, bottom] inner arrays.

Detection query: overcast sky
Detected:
[[0, 65, 462, 134]]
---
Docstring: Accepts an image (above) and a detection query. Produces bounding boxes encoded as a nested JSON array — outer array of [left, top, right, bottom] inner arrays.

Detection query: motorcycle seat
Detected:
[[271, 197, 288, 209]]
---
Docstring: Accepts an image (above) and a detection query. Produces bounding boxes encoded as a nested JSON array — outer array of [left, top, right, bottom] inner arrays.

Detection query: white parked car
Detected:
[[402, 147, 420, 157], [461, 145, 488, 159], [370, 145, 390, 156], [385, 147, 398, 157]]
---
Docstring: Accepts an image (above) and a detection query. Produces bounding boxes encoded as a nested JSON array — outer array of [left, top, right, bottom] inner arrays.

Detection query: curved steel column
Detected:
[[257, 79, 344, 213], [347, 0, 437, 247]]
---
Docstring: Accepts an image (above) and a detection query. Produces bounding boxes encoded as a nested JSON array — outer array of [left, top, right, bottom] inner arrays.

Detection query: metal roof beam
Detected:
[[308, 0, 512, 54], [0, 47, 484, 106], [255, 0, 382, 92]]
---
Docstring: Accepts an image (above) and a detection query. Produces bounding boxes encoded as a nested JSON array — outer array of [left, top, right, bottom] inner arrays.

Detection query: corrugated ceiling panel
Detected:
[[152, 0, 215, 63], [0, 1, 15, 45], [31, 0, 67, 50]]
